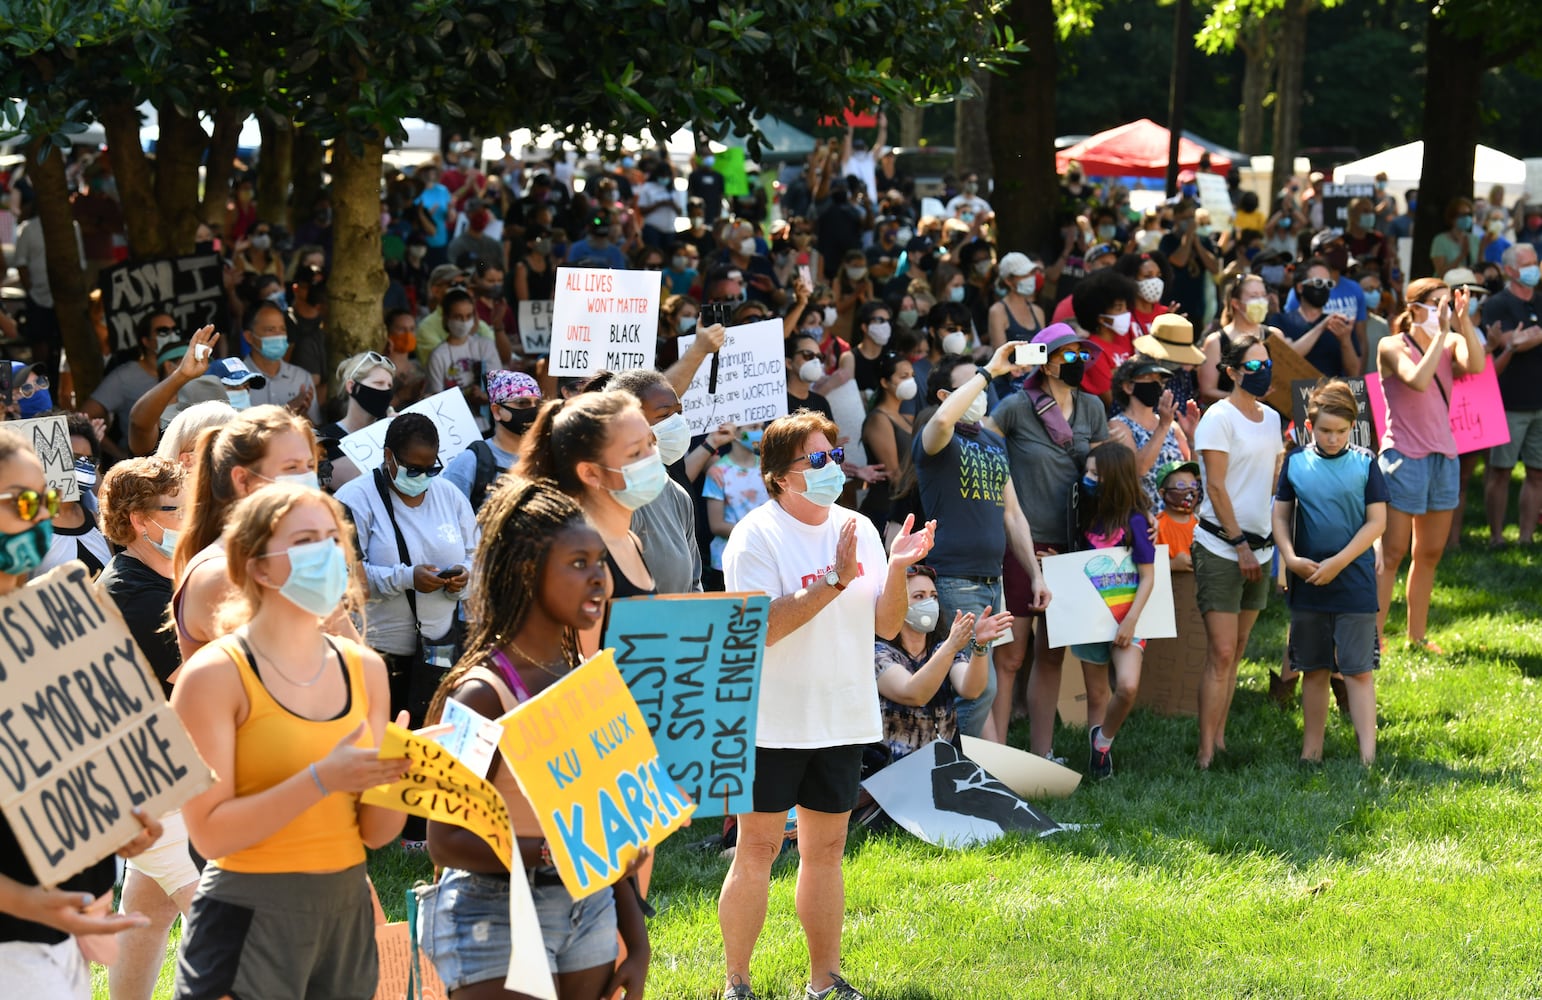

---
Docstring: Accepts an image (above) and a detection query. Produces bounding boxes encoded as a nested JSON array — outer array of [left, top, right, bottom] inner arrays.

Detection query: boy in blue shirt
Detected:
[[1273, 379, 1389, 765]]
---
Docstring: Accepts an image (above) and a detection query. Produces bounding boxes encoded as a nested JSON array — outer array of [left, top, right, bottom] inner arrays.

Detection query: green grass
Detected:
[[98, 469, 1542, 999]]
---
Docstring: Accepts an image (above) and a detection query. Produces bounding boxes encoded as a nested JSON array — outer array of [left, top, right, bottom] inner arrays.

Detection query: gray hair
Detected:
[[157, 400, 237, 461], [1501, 243, 1535, 270]]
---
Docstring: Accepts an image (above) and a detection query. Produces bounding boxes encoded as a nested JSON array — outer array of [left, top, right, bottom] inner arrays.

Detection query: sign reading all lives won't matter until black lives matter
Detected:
[[0, 564, 213, 886], [546, 267, 660, 377]]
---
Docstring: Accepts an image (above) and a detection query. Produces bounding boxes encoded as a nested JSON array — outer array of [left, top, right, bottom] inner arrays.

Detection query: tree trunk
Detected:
[[255, 115, 294, 230], [1412, 15, 1485, 280], [898, 106, 924, 149], [1237, 22, 1275, 155], [986, 0, 1058, 255], [201, 104, 243, 226], [1268, 0, 1311, 201], [100, 101, 168, 258], [327, 135, 387, 371], [29, 139, 103, 400], [153, 102, 209, 254], [290, 126, 326, 236], [954, 68, 993, 179], [1164, 0, 1191, 196]]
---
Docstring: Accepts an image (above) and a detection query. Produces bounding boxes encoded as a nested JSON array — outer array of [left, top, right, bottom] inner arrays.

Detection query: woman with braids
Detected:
[[417, 477, 651, 1000]]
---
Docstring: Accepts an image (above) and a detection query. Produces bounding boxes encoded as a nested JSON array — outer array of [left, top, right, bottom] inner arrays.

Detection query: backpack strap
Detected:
[[469, 439, 498, 510]]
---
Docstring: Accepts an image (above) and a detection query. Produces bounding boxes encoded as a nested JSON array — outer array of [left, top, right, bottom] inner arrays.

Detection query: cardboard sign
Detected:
[[518, 300, 553, 355], [1196, 172, 1233, 231], [959, 736, 1081, 799], [1133, 570, 1207, 717], [499, 650, 695, 899], [1056, 651, 1088, 727], [337, 388, 481, 474], [861, 740, 1059, 849], [676, 319, 789, 436], [362, 722, 513, 864], [1290, 377, 1378, 449], [373, 922, 448, 1000], [605, 594, 768, 817], [0, 564, 213, 886], [1364, 366, 1511, 454], [1042, 546, 1177, 649], [547, 268, 661, 377], [98, 253, 226, 354], [1318, 182, 1376, 229], [8, 415, 81, 502], [1263, 337, 1324, 418]]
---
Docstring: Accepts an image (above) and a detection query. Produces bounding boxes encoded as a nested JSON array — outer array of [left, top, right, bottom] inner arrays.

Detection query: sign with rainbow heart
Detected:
[[1041, 546, 1178, 648]]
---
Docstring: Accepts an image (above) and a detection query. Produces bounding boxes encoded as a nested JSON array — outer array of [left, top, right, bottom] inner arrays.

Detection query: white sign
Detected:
[[547, 267, 661, 377], [434, 699, 503, 779], [9, 416, 80, 502], [518, 300, 553, 355], [337, 388, 481, 473], [1042, 545, 1177, 649], [1195, 172, 1233, 230], [860, 741, 1059, 849], [677, 319, 788, 435]]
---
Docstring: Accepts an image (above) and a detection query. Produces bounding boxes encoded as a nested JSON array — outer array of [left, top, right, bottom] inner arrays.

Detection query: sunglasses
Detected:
[[792, 349, 820, 362], [9, 376, 49, 399], [152, 325, 178, 336], [0, 488, 61, 521], [1301, 278, 1334, 289], [344, 350, 397, 383], [1058, 350, 1093, 364], [801, 447, 844, 470], [905, 564, 937, 580], [397, 459, 444, 478], [1238, 358, 1272, 373]]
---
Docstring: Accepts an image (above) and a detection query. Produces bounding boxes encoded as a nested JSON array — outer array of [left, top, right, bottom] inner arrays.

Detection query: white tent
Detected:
[[1333, 140, 1527, 203]]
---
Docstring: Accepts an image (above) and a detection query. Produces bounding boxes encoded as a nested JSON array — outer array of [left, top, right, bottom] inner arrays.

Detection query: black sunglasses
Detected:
[[801, 447, 844, 470], [391, 451, 443, 478]]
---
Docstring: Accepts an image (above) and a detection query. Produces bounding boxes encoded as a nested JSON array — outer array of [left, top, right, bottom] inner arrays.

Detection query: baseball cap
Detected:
[[1155, 459, 1202, 487], [207, 357, 267, 389], [998, 252, 1043, 279], [1442, 267, 1484, 292], [1086, 242, 1120, 263], [429, 264, 467, 286], [1310, 229, 1345, 253]]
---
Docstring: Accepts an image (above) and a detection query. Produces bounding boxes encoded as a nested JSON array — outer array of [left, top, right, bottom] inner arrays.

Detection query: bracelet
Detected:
[[309, 763, 329, 797], [969, 639, 991, 656], [976, 365, 996, 384]]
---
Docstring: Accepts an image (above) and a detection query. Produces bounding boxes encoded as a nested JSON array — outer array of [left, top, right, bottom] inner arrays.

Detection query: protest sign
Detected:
[[1263, 337, 1323, 417], [605, 594, 768, 816], [337, 388, 481, 473], [8, 415, 80, 502], [1290, 377, 1378, 449], [0, 564, 213, 886], [518, 300, 554, 355], [547, 267, 661, 376], [1364, 366, 1511, 454], [959, 736, 1080, 799], [1319, 182, 1377, 228], [99, 253, 226, 354], [861, 740, 1059, 849], [1042, 546, 1177, 649], [676, 319, 789, 436], [1134, 570, 1206, 717], [1196, 172, 1233, 230], [499, 650, 695, 899], [373, 922, 448, 1000], [362, 722, 513, 864], [434, 699, 503, 778]]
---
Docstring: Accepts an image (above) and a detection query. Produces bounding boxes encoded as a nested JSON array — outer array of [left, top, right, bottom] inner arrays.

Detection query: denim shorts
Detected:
[[1379, 447, 1459, 515], [935, 574, 1004, 737], [418, 868, 617, 990]]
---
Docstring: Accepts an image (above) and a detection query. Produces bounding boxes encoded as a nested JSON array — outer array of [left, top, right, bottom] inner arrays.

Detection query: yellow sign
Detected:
[[363, 723, 513, 865], [499, 650, 695, 899]]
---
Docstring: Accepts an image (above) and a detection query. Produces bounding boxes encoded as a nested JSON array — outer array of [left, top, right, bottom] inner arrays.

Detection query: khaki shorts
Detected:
[[1193, 543, 1271, 615]]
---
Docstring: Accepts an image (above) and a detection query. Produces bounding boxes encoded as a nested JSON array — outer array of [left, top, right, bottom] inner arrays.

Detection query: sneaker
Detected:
[[807, 973, 868, 999], [724, 974, 760, 1000], [1088, 725, 1113, 779], [1044, 751, 1069, 766]]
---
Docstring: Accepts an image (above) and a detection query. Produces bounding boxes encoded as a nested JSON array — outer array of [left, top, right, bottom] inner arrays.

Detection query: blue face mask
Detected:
[[1456, 214, 1473, 232], [273, 539, 350, 617], [226, 388, 252, 410], [651, 412, 692, 466], [392, 465, 433, 498], [1081, 475, 1099, 495], [948, 285, 967, 303], [17, 388, 52, 419], [0, 521, 53, 576], [1358, 213, 1377, 230], [602, 453, 668, 511], [258, 336, 289, 360], [795, 462, 846, 507], [1364, 289, 1382, 310], [1519, 264, 1541, 288], [146, 520, 179, 561], [740, 429, 764, 448]]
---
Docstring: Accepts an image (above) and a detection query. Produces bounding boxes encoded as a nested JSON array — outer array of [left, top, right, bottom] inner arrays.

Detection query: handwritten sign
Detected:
[[518, 300, 554, 355], [1290, 377, 1378, 449], [499, 650, 695, 899], [8, 415, 80, 502], [435, 699, 503, 778], [1364, 366, 1510, 454], [373, 922, 448, 1000], [1319, 182, 1376, 228], [1042, 546, 1177, 648], [0, 564, 214, 886], [98, 253, 226, 354], [547, 267, 661, 377], [362, 722, 512, 864], [337, 388, 481, 473], [676, 319, 789, 435], [605, 594, 767, 816]]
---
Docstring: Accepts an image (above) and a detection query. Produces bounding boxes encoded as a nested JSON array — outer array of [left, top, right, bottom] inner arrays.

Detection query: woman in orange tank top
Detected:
[[171, 484, 409, 1000]]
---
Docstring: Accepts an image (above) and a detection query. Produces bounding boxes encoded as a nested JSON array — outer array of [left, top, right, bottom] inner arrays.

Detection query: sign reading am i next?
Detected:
[[547, 267, 661, 377]]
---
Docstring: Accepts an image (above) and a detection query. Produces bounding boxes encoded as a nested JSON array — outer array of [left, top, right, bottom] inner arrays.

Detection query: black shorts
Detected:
[[751, 744, 864, 815]]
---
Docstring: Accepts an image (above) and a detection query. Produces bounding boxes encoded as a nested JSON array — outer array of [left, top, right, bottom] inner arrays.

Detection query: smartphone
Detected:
[[436, 567, 461, 580], [798, 264, 812, 288], [1015, 342, 1048, 366]]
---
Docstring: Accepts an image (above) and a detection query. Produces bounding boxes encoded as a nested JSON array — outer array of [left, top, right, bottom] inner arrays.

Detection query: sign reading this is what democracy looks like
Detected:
[[0, 564, 213, 886]]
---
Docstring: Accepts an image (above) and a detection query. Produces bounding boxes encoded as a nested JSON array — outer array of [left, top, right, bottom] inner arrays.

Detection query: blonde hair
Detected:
[[157, 401, 237, 463]]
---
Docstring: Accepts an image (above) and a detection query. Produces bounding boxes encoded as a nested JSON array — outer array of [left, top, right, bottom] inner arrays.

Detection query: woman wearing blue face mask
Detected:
[[1431, 196, 1479, 276], [336, 414, 478, 730]]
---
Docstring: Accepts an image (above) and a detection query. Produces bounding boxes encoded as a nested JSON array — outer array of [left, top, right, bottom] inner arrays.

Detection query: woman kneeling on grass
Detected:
[[1273, 380, 1389, 764], [417, 476, 651, 1000], [172, 484, 410, 1000]]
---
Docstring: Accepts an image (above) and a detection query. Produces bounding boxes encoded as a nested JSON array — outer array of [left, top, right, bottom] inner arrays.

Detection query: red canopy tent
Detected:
[[1055, 119, 1230, 178]]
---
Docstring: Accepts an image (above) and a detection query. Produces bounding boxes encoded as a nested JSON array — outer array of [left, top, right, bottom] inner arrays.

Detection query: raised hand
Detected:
[[888, 515, 936, 568], [971, 604, 1014, 645]]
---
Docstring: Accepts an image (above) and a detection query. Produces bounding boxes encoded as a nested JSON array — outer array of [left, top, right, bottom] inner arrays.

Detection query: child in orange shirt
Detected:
[[1154, 459, 1201, 571]]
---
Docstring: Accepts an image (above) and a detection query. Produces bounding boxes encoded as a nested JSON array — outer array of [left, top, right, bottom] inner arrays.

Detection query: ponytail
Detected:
[[516, 393, 635, 496], [175, 425, 227, 578]]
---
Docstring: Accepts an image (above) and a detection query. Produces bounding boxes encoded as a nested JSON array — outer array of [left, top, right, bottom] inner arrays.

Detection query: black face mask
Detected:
[[1057, 360, 1087, 388], [496, 406, 539, 436], [350, 382, 394, 419], [1299, 283, 1331, 308], [195, 240, 216, 255], [1131, 381, 1165, 409]]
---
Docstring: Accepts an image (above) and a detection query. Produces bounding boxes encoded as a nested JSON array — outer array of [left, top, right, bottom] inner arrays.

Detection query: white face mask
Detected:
[[960, 393, 988, 425], [651, 412, 692, 466], [1015, 276, 1038, 297], [1104, 311, 1133, 336], [894, 377, 918, 401], [447, 317, 475, 339], [846, 266, 867, 281], [942, 330, 969, 356], [1137, 277, 1165, 303], [867, 320, 891, 345], [798, 358, 824, 383], [822, 306, 838, 326], [739, 237, 757, 256]]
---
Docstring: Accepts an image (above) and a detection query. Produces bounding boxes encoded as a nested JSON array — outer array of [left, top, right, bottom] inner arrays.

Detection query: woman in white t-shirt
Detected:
[[1191, 333, 1284, 770], [719, 410, 934, 1000]]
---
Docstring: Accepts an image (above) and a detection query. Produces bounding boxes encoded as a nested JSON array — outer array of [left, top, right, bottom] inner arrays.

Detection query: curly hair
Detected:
[[99, 456, 183, 548]]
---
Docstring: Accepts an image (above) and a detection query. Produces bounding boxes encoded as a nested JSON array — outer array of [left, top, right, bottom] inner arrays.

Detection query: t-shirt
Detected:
[[633, 480, 703, 595], [1083, 511, 1156, 566], [90, 361, 157, 443], [248, 360, 322, 424], [0, 816, 115, 945], [1193, 399, 1284, 562], [638, 180, 679, 232], [565, 239, 628, 269], [1158, 232, 1219, 322], [1275, 306, 1361, 378], [1154, 511, 1196, 558], [1480, 288, 1542, 411], [1430, 230, 1478, 270], [415, 182, 453, 247], [428, 336, 504, 430], [723, 501, 886, 748], [913, 423, 1010, 578], [702, 455, 769, 570], [786, 388, 834, 423], [442, 438, 518, 507], [874, 639, 967, 761], [285, 310, 328, 378], [99, 552, 179, 698], [989, 388, 1109, 545], [842, 151, 879, 203], [36, 508, 111, 577], [1276, 444, 1388, 613], [687, 168, 727, 222], [1083, 330, 1135, 399]]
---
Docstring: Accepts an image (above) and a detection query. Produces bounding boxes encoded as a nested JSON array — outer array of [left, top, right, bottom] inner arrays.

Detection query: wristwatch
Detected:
[[824, 570, 847, 592], [1227, 533, 1248, 547]]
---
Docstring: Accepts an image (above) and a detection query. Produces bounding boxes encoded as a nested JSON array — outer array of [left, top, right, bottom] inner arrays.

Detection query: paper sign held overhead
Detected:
[[98, 253, 227, 354], [337, 388, 481, 474], [677, 319, 789, 436], [1364, 366, 1510, 454], [605, 594, 768, 816], [518, 300, 554, 356], [8, 415, 81, 502], [0, 564, 214, 886], [547, 268, 661, 377], [1042, 546, 1177, 649]]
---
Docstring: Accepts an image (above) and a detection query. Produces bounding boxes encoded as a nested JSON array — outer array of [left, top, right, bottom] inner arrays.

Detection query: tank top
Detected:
[[459, 658, 546, 840], [1379, 333, 1457, 460], [172, 543, 227, 661], [1003, 299, 1042, 342], [212, 633, 371, 874]]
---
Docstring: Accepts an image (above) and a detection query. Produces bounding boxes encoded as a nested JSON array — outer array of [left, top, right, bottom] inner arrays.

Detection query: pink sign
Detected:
[[1364, 365, 1511, 454]]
